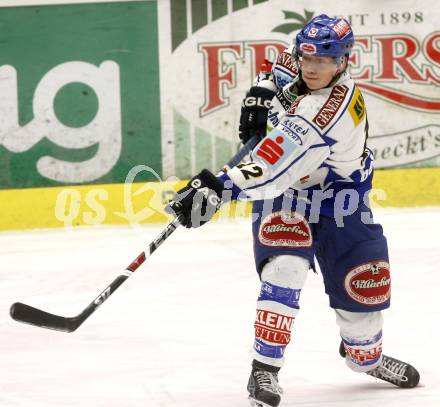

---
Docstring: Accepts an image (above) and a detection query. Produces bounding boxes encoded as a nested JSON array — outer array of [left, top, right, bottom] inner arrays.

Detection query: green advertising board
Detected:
[[0, 1, 161, 188]]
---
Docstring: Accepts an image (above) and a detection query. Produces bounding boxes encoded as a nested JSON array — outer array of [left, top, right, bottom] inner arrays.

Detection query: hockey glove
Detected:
[[239, 86, 275, 144], [165, 169, 224, 228]]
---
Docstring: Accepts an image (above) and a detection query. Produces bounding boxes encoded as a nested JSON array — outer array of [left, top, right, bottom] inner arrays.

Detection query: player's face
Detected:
[[299, 54, 339, 90]]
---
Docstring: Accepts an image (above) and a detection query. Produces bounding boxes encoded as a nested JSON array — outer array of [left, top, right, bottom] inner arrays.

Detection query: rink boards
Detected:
[[0, 0, 439, 231], [1, 167, 439, 231]]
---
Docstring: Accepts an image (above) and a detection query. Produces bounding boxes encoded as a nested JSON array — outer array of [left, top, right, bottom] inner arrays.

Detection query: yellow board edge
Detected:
[[371, 167, 440, 208]]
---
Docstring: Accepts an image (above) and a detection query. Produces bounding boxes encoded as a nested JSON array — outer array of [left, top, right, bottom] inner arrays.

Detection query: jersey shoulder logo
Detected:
[[312, 84, 349, 129], [275, 50, 298, 75], [348, 86, 366, 127], [272, 49, 299, 88]]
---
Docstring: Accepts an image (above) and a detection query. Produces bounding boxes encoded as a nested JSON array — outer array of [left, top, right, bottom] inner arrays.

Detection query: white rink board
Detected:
[[0, 207, 439, 406]]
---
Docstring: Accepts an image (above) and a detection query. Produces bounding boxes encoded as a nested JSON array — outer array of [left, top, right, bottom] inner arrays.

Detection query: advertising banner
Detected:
[[0, 0, 439, 230], [0, 1, 161, 189], [158, 0, 440, 178]]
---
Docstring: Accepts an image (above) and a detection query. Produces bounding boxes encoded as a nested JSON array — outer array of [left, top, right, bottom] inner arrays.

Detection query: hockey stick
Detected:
[[10, 217, 181, 332], [10, 135, 260, 333]]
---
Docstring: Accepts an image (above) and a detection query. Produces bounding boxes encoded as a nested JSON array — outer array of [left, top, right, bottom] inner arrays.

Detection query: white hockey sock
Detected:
[[336, 309, 384, 373]]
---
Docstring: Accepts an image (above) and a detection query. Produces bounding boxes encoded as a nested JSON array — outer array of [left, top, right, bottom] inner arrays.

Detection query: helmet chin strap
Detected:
[[336, 55, 347, 68]]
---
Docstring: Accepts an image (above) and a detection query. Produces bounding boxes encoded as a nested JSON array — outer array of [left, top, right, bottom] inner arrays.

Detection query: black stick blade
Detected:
[[10, 302, 79, 333]]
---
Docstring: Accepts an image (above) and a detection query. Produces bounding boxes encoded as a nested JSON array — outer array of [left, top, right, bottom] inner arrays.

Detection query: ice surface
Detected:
[[1, 207, 439, 406]]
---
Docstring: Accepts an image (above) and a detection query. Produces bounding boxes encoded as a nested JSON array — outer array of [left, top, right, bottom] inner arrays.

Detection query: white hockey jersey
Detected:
[[219, 62, 374, 216]]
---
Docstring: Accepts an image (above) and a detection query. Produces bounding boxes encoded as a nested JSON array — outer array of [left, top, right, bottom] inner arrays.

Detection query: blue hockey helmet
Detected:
[[295, 14, 354, 59]]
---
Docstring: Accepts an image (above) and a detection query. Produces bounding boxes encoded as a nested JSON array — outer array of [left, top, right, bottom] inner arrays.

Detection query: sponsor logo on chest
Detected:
[[267, 108, 280, 127], [313, 85, 349, 129], [280, 118, 308, 145], [287, 94, 308, 115], [255, 135, 285, 165], [275, 89, 292, 111]]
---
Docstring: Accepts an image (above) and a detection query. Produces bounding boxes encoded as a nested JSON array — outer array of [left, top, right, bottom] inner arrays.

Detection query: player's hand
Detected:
[[165, 169, 224, 228], [239, 86, 275, 144]]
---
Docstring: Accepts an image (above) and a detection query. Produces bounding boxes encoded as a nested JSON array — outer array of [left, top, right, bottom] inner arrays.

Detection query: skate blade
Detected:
[[248, 396, 272, 407]]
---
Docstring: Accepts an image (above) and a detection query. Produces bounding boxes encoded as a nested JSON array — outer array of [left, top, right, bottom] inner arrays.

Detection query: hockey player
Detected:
[[166, 15, 420, 407]]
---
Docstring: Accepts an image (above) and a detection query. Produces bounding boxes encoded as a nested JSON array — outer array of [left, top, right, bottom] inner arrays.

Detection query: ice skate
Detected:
[[247, 360, 283, 407], [339, 341, 420, 388]]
